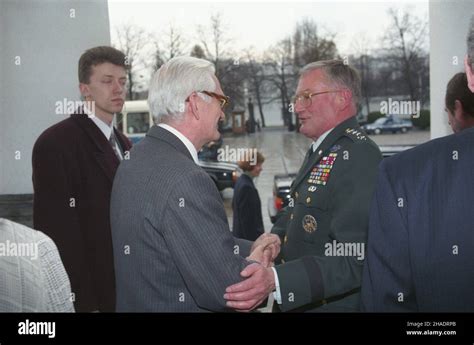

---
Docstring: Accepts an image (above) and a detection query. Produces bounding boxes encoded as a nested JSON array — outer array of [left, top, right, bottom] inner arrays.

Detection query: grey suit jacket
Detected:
[[111, 125, 253, 312]]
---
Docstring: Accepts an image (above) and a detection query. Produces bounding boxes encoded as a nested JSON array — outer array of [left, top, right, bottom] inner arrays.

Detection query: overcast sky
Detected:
[[108, 0, 429, 58]]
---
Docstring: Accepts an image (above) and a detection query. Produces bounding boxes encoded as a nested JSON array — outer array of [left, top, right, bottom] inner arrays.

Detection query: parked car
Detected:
[[117, 100, 239, 191], [267, 173, 297, 224], [198, 160, 241, 191], [267, 145, 415, 223], [363, 115, 413, 135], [198, 137, 223, 161]]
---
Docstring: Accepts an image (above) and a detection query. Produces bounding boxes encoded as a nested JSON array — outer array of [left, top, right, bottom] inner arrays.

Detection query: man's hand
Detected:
[[224, 263, 275, 312], [250, 233, 281, 264], [247, 244, 274, 267]]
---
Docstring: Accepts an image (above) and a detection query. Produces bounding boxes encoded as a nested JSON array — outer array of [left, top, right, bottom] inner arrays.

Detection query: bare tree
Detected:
[[293, 19, 338, 68], [383, 7, 428, 101], [196, 13, 247, 115], [265, 37, 296, 130], [114, 23, 150, 100], [264, 20, 338, 129], [352, 35, 373, 116], [244, 49, 268, 127], [150, 24, 187, 71], [190, 44, 206, 59], [197, 13, 233, 76]]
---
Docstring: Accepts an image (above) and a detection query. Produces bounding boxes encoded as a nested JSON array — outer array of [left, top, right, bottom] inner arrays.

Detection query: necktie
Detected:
[[109, 131, 122, 161]]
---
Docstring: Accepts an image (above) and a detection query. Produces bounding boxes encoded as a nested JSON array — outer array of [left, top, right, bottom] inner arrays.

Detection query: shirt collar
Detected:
[[90, 114, 113, 140], [312, 127, 334, 153], [158, 123, 199, 164]]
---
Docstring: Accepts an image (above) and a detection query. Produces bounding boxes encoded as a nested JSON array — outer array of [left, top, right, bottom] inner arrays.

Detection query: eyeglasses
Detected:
[[292, 90, 344, 108], [186, 91, 230, 109]]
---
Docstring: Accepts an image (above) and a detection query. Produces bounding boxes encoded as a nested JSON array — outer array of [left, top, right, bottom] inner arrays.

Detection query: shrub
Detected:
[[412, 110, 430, 129], [367, 111, 385, 123]]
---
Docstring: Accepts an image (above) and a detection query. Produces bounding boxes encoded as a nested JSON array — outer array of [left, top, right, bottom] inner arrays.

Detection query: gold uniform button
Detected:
[[290, 213, 294, 220], [295, 192, 299, 199], [284, 235, 288, 243], [306, 197, 311, 203]]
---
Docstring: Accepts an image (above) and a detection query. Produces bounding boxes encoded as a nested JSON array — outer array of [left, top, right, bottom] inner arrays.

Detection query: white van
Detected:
[[116, 100, 153, 144]]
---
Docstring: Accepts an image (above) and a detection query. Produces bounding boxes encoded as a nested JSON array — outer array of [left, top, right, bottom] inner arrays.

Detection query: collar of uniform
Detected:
[[312, 128, 334, 153], [158, 123, 199, 164], [90, 113, 113, 140], [312, 116, 359, 154]]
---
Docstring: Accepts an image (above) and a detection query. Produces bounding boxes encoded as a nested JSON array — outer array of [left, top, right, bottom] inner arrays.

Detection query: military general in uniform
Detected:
[[224, 60, 382, 312]]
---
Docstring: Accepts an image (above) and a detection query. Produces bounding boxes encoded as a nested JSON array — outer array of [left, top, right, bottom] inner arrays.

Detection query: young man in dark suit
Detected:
[[32, 46, 132, 312]]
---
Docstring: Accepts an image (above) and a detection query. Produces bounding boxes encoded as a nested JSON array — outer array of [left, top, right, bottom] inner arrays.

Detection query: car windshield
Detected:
[[374, 118, 387, 124]]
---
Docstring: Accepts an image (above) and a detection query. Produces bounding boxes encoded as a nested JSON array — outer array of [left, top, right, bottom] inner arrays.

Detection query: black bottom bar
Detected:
[[0, 313, 472, 345]]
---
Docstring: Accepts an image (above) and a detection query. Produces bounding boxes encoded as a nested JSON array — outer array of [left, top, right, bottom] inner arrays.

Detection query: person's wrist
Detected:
[[268, 267, 276, 291]]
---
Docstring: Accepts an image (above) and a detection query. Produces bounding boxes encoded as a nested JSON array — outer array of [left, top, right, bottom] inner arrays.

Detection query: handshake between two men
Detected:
[[224, 233, 281, 312]]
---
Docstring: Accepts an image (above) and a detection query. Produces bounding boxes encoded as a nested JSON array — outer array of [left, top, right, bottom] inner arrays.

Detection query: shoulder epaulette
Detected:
[[344, 128, 367, 141]]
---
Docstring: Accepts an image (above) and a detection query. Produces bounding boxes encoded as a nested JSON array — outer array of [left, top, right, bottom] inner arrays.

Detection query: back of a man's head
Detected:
[[148, 56, 216, 124], [446, 72, 474, 117]]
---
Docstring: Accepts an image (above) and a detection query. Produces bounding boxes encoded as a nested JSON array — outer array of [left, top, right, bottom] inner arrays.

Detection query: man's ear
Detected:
[[454, 99, 466, 120], [337, 89, 352, 111], [188, 93, 201, 120], [79, 83, 90, 100], [464, 55, 474, 93]]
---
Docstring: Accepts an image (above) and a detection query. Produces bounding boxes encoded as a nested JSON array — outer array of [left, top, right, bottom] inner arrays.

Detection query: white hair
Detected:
[[148, 56, 216, 123]]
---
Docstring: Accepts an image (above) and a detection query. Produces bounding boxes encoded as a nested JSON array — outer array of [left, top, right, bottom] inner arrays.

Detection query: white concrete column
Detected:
[[0, 0, 110, 194], [429, 0, 474, 139]]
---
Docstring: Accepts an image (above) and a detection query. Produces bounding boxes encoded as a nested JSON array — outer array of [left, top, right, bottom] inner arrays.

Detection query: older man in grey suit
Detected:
[[110, 56, 279, 312]]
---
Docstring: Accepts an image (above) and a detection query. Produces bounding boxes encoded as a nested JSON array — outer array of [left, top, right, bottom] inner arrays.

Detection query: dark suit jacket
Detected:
[[361, 127, 474, 311], [32, 111, 132, 312], [111, 125, 253, 312], [232, 173, 264, 241]]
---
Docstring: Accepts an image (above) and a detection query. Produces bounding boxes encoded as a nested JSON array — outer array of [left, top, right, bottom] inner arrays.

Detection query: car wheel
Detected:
[[374, 128, 381, 135], [401, 127, 408, 133]]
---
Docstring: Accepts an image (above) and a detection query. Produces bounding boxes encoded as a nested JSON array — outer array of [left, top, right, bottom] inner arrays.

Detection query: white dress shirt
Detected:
[[272, 126, 335, 305], [311, 127, 334, 153], [158, 123, 199, 164], [90, 115, 123, 160]]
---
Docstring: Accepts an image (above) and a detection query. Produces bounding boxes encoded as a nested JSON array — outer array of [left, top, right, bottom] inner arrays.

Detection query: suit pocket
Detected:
[[292, 189, 330, 244]]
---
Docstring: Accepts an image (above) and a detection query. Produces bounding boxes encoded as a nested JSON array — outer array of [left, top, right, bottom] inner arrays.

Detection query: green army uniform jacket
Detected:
[[271, 116, 382, 312]]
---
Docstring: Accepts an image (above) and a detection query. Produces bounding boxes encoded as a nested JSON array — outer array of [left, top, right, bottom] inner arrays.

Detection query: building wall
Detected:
[[430, 0, 474, 139], [0, 0, 110, 194]]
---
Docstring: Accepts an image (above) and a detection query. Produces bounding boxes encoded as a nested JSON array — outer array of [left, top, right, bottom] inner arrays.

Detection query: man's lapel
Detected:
[[71, 112, 119, 183]]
